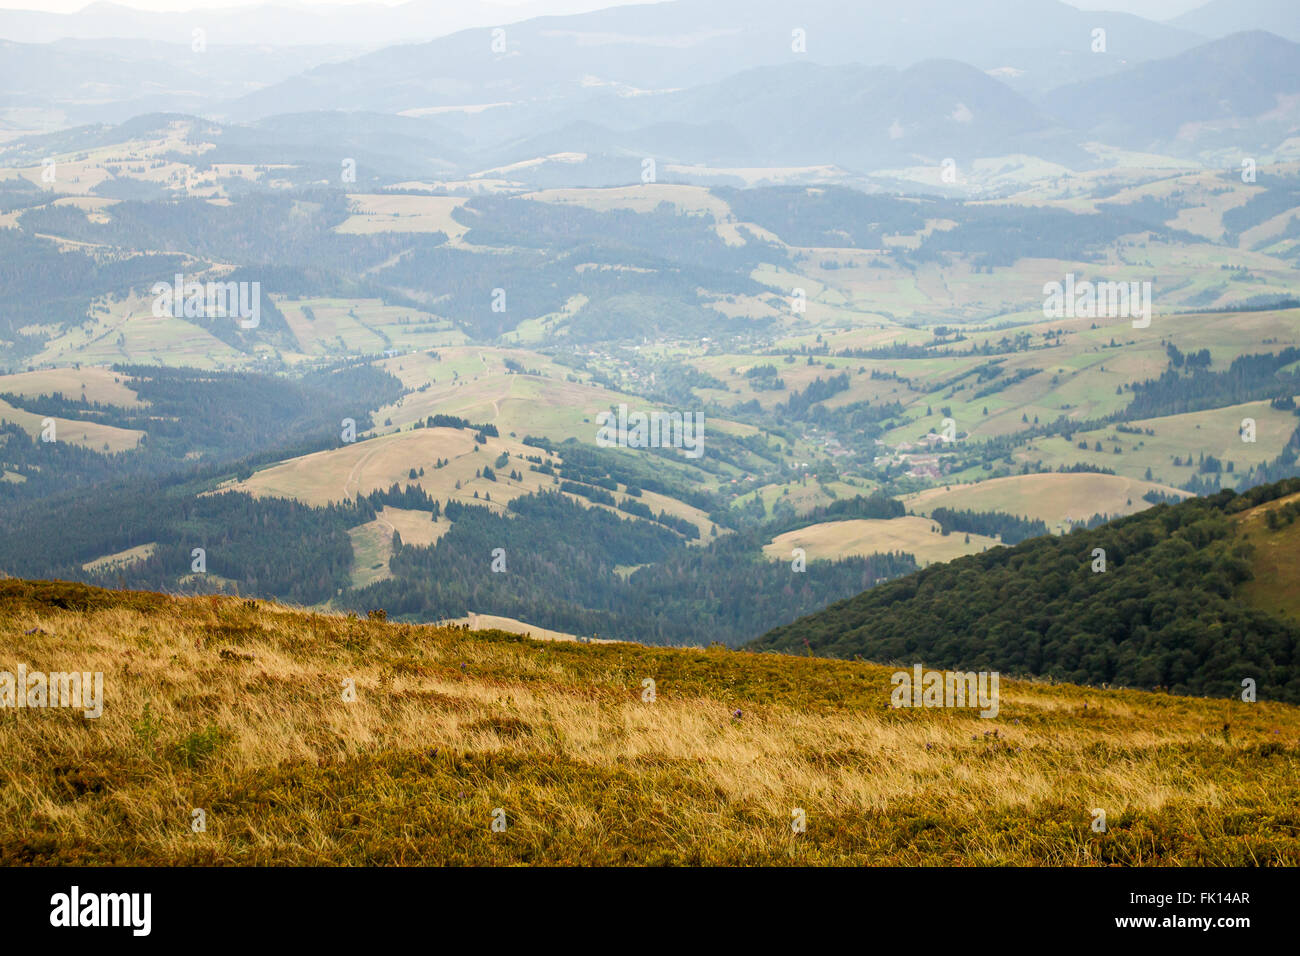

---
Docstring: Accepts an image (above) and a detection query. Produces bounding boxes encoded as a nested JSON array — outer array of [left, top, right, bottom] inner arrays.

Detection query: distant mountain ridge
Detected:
[[228, 0, 1206, 119], [468, 59, 1089, 174], [0, 37, 362, 127], [11, 26, 1300, 189], [0, 0, 591, 46], [1172, 0, 1300, 43], [8, 3, 1300, 188], [7, 0, 1265, 176], [1043, 30, 1300, 153]]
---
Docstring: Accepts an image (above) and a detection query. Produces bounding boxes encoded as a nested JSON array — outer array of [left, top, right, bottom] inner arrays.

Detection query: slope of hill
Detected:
[[763, 515, 1002, 567], [902, 473, 1191, 532], [0, 38, 363, 129], [230, 0, 1204, 119], [0, 0, 543, 47], [1238, 488, 1300, 622], [2, 578, 1297, 865], [752, 478, 1300, 703], [1042, 31, 1300, 153], [1172, 0, 1300, 43], [561, 59, 1090, 172]]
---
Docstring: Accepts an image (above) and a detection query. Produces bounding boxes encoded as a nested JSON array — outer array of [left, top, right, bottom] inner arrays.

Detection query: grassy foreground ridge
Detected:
[[2, 579, 1298, 865]]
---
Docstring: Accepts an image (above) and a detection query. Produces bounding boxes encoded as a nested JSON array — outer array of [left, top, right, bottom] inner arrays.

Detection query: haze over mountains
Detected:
[[1045, 29, 1300, 153], [5, 0, 1300, 882], [3, 0, 1300, 188], [1171, 0, 1300, 41], [0, 0, 618, 46]]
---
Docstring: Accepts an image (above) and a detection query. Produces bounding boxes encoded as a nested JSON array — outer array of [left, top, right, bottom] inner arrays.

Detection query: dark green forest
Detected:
[[344, 490, 917, 645], [0, 362, 403, 498]]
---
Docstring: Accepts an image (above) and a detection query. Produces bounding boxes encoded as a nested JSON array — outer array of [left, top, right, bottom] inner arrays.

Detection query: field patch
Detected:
[[764, 516, 1000, 567], [1020, 400, 1299, 489], [0, 366, 143, 408], [347, 521, 396, 589], [336, 194, 470, 240], [31, 291, 252, 369], [347, 504, 453, 588], [0, 397, 144, 452], [1236, 491, 1300, 624], [81, 542, 156, 574], [276, 297, 466, 356], [904, 473, 1187, 530], [521, 184, 732, 219], [440, 612, 607, 644]]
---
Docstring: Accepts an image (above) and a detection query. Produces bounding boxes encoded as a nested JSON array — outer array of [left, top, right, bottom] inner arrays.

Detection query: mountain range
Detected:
[[5, 29, 1299, 187], [3, 0, 1298, 184]]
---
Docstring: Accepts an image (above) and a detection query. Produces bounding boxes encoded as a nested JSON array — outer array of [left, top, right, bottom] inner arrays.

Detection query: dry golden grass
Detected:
[[225, 423, 721, 542], [520, 184, 733, 218], [1237, 491, 1300, 623], [0, 397, 145, 453], [336, 194, 470, 239], [441, 612, 599, 644], [223, 426, 520, 508], [81, 543, 156, 575], [904, 473, 1185, 529], [764, 516, 1001, 567], [0, 367, 142, 410], [2, 580, 1297, 866]]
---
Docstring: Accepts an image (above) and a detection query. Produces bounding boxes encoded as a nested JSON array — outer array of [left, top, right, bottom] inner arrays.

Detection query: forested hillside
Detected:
[[752, 478, 1300, 703]]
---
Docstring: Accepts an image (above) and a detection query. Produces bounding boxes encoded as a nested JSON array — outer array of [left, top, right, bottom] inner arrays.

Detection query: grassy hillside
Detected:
[[2, 578, 1298, 866], [1239, 490, 1300, 623], [763, 515, 1000, 567], [752, 478, 1300, 703], [902, 473, 1189, 532]]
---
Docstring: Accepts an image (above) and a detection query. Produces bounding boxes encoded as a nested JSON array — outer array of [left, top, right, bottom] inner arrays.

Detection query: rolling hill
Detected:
[[1172, 0, 1300, 43], [229, 0, 1205, 119], [752, 477, 1300, 703], [1042, 31, 1300, 153], [561, 59, 1090, 172], [6, 0, 1300, 882], [0, 0, 548, 47]]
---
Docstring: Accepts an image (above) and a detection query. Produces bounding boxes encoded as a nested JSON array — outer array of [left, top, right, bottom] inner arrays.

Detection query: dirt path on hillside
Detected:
[[343, 444, 385, 499]]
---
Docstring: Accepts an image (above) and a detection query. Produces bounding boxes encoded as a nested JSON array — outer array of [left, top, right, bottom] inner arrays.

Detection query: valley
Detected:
[[3, 0, 1300, 885], [0, 0, 1298, 781]]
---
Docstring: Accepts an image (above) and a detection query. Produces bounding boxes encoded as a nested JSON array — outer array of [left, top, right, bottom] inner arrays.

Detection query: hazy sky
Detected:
[[0, 0, 567, 11], [0, 0, 1210, 20]]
